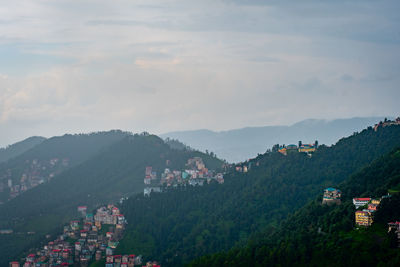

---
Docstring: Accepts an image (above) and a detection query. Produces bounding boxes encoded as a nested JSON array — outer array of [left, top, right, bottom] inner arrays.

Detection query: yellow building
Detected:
[[355, 210, 373, 226], [371, 199, 381, 205], [298, 144, 316, 153]]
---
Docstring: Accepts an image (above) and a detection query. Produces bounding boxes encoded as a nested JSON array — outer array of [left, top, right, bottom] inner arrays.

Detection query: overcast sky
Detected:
[[0, 0, 399, 147]]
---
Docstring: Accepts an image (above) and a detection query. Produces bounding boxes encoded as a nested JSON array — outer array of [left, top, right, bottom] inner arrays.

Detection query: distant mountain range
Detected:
[[161, 117, 390, 162]]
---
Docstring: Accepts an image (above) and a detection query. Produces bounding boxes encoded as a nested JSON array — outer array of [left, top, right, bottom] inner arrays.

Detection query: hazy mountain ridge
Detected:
[[0, 130, 130, 203], [0, 136, 46, 163], [161, 117, 389, 162]]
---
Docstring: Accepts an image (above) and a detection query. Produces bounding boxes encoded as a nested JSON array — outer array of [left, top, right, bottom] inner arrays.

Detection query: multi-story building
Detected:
[[355, 210, 373, 226], [322, 187, 341, 205]]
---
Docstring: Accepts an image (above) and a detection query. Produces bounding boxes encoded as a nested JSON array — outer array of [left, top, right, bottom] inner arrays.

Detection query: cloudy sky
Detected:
[[0, 0, 399, 147]]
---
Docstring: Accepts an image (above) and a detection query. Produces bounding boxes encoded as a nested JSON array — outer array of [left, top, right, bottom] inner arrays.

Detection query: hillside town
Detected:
[[9, 205, 159, 266], [143, 157, 224, 196], [0, 158, 70, 202], [320, 187, 400, 246], [353, 194, 392, 227]]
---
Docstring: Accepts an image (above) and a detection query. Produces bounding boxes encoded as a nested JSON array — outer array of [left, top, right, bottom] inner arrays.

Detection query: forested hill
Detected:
[[0, 136, 46, 163], [117, 125, 400, 266], [0, 130, 129, 203], [190, 147, 400, 267], [0, 133, 223, 266]]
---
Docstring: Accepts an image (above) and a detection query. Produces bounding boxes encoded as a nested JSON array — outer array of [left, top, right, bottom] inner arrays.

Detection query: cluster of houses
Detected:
[[235, 162, 253, 173], [10, 204, 133, 266], [0, 158, 69, 201], [278, 141, 318, 156], [353, 197, 381, 227], [144, 157, 224, 196], [321, 188, 399, 244], [373, 117, 400, 131]]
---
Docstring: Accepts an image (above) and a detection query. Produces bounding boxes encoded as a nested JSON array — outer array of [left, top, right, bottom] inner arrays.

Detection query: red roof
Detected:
[[52, 249, 61, 252], [28, 254, 35, 257], [354, 198, 371, 201], [129, 254, 135, 257]]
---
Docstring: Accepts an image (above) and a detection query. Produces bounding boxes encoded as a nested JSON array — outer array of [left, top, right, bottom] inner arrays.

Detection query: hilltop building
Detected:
[[298, 140, 318, 155], [278, 141, 318, 156], [322, 188, 341, 205], [374, 117, 400, 131]]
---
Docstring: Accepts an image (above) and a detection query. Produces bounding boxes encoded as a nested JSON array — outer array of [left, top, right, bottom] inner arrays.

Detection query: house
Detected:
[[353, 197, 371, 209], [77, 206, 87, 213], [322, 188, 341, 205], [371, 198, 381, 205], [70, 220, 79, 231], [355, 210, 373, 226], [368, 203, 378, 211], [9, 262, 20, 267]]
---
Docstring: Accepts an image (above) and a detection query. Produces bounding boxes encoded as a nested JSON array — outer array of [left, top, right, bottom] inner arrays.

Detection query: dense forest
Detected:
[[0, 133, 222, 266], [117, 126, 400, 266], [190, 147, 400, 266]]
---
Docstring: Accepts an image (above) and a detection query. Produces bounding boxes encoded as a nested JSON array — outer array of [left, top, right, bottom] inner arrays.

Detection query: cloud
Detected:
[[0, 0, 399, 147]]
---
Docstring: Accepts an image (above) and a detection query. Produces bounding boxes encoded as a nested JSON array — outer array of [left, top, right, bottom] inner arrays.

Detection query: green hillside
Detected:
[[0, 133, 223, 266], [117, 126, 400, 266], [190, 147, 400, 266]]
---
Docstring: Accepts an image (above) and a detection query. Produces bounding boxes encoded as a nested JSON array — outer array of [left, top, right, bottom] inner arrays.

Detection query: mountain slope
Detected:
[[0, 130, 129, 202], [161, 117, 387, 162], [0, 136, 46, 163], [0, 133, 223, 266], [117, 125, 400, 266], [190, 147, 400, 266]]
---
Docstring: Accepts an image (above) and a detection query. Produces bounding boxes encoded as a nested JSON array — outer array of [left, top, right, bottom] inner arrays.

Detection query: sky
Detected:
[[0, 0, 400, 147]]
